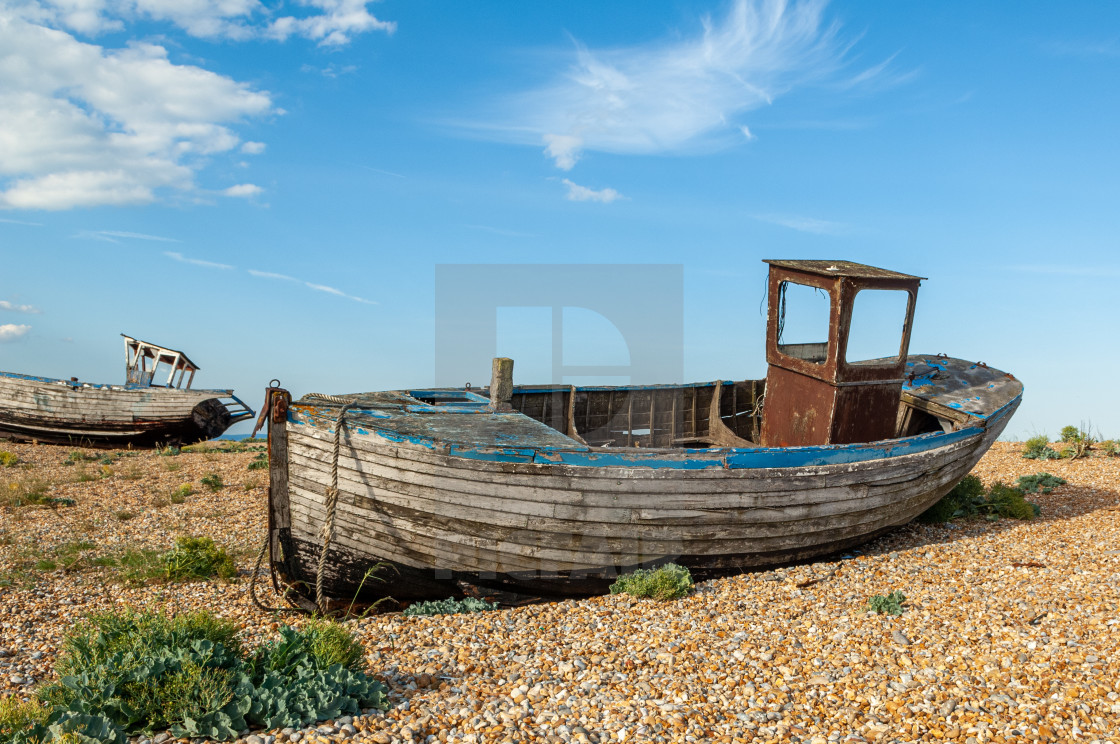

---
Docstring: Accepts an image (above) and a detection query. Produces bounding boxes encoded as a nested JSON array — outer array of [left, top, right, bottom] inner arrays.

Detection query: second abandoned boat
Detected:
[[263, 261, 1022, 606], [0, 335, 254, 448]]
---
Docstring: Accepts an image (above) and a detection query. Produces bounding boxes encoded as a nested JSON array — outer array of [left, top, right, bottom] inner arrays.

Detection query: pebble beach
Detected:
[[1, 440, 1117, 744]]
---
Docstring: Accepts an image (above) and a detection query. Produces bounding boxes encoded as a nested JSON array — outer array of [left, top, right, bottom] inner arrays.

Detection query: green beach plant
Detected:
[[1022, 435, 1060, 461], [1058, 423, 1095, 459], [20, 608, 388, 743], [1016, 472, 1067, 494], [609, 563, 694, 600], [917, 475, 1040, 524], [867, 590, 906, 615], [403, 597, 499, 617], [163, 536, 236, 582]]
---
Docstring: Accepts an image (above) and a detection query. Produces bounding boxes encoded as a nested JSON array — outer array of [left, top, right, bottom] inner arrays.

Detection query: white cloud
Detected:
[[0, 300, 41, 314], [0, 2, 395, 211], [561, 178, 622, 204], [223, 183, 263, 197], [248, 268, 377, 304], [0, 11, 275, 210], [165, 250, 234, 269], [0, 323, 31, 341], [0, 217, 43, 225], [752, 213, 846, 234], [543, 134, 583, 171], [269, 0, 396, 46], [481, 0, 877, 169], [0, 300, 40, 314], [20, 1, 395, 45]]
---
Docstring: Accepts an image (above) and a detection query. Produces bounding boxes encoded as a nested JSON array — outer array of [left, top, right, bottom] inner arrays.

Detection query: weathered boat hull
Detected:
[[0, 372, 252, 448], [266, 358, 1020, 602]]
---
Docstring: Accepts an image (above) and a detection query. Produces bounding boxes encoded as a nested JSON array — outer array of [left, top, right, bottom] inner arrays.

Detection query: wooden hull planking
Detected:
[[268, 373, 1018, 601], [0, 372, 252, 447]]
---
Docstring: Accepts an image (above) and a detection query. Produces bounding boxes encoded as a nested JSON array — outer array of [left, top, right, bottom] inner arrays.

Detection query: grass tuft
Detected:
[[200, 473, 224, 492], [1022, 435, 1060, 460], [0, 695, 50, 738], [163, 536, 237, 582], [0, 451, 18, 468]]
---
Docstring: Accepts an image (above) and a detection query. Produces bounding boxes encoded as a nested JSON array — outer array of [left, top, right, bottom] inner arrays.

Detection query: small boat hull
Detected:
[[0, 372, 252, 448], [266, 356, 1021, 603]]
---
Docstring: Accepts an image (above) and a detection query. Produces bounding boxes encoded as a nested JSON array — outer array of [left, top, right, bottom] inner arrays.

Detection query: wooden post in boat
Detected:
[[490, 357, 514, 412], [265, 387, 298, 590]]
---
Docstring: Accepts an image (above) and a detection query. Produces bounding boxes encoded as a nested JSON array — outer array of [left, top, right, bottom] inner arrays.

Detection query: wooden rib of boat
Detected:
[[0, 335, 254, 447], [264, 261, 1023, 604]]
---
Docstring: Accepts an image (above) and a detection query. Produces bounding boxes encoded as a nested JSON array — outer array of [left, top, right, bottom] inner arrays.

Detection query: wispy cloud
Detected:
[[561, 179, 623, 203], [0, 324, 31, 342], [1042, 39, 1120, 59], [248, 269, 377, 305], [470, 0, 888, 170], [356, 165, 406, 178], [241, 142, 267, 155], [464, 224, 538, 238], [302, 63, 360, 78], [752, 213, 847, 234], [0, 300, 41, 314], [1011, 264, 1120, 278], [0, 217, 43, 226], [75, 230, 181, 243], [165, 251, 235, 270]]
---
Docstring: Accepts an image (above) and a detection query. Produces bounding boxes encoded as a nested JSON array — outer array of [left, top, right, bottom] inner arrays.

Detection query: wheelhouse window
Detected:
[[845, 288, 911, 365], [776, 281, 831, 365]]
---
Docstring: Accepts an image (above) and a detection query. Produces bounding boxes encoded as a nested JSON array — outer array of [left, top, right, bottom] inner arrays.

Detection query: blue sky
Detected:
[[1, 0, 1118, 439]]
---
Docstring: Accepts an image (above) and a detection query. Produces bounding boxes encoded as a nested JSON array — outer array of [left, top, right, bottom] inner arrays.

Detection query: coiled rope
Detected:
[[305, 394, 358, 614]]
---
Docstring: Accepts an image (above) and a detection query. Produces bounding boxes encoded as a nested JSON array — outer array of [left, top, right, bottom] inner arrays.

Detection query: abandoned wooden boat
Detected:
[[0, 335, 254, 447], [263, 261, 1022, 605]]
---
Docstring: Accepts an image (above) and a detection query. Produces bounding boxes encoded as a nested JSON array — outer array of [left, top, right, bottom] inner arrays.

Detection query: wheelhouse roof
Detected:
[[763, 260, 926, 282], [122, 334, 200, 372]]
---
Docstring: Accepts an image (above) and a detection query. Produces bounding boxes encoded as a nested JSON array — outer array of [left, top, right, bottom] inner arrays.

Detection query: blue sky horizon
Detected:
[[2, 0, 1118, 440]]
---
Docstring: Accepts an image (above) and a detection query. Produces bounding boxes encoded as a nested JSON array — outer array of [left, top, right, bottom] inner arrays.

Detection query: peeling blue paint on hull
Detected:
[[269, 355, 1022, 601]]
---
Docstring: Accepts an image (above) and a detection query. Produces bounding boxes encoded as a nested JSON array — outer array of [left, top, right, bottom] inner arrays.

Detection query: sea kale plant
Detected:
[[867, 590, 907, 616], [917, 474, 1043, 524], [403, 597, 498, 617], [8, 609, 387, 744], [609, 563, 694, 601]]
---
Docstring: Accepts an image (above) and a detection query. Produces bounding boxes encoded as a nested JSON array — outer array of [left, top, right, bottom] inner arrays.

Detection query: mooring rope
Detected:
[[313, 398, 357, 614], [248, 537, 288, 612]]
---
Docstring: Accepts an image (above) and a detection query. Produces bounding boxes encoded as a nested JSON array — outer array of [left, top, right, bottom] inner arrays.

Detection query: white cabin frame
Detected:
[[122, 334, 200, 389]]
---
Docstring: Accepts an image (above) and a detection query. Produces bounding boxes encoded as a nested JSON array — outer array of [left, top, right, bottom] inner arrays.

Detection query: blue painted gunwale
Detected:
[[0, 368, 235, 395], [289, 391, 1020, 472]]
